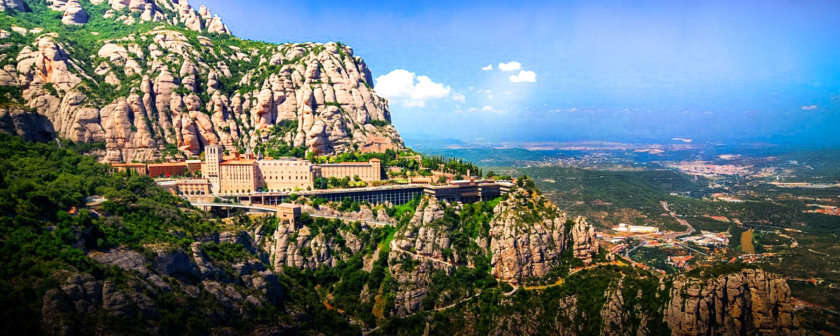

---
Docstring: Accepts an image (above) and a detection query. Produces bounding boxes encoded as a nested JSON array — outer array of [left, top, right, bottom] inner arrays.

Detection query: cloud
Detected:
[[452, 93, 466, 102], [509, 70, 536, 83], [498, 61, 522, 72], [801, 105, 818, 111], [375, 69, 451, 107], [467, 105, 504, 114], [481, 64, 493, 71]]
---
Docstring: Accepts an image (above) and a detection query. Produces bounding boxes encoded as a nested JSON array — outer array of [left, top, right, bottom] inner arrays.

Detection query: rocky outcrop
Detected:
[[298, 202, 397, 225], [388, 197, 460, 316], [571, 216, 598, 266], [600, 285, 630, 335], [88, 248, 148, 275], [61, 0, 88, 25], [0, 0, 25, 12], [665, 268, 803, 336], [392, 197, 457, 263], [2, 0, 403, 162], [42, 235, 285, 335], [0, 107, 55, 141], [260, 217, 364, 270], [489, 187, 568, 284]]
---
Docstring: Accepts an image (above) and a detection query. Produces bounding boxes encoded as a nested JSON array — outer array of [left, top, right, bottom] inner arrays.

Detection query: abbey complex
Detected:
[[111, 144, 382, 195]]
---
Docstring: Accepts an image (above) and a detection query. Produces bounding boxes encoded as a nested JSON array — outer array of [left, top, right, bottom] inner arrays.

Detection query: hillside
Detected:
[[0, 1, 811, 335], [0, 0, 403, 162]]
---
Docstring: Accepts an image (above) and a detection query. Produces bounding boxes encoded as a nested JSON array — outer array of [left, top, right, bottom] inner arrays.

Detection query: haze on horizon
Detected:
[[194, 0, 840, 146]]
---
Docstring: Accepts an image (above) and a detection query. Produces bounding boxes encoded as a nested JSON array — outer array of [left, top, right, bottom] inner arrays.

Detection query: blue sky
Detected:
[[193, 0, 840, 145]]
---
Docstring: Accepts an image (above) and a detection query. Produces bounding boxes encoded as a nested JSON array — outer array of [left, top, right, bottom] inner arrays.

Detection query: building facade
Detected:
[[110, 163, 148, 175], [257, 159, 314, 192], [219, 159, 258, 194], [148, 162, 187, 178], [201, 145, 315, 195], [185, 160, 203, 174], [114, 146, 384, 196], [174, 179, 211, 196], [203, 145, 223, 194], [315, 159, 381, 181], [276, 203, 301, 224]]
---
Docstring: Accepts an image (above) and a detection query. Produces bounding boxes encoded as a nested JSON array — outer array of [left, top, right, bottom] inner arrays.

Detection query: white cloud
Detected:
[[467, 105, 504, 114], [452, 93, 466, 102], [498, 61, 522, 72], [375, 69, 451, 107], [481, 64, 493, 71], [509, 70, 536, 83], [801, 105, 818, 111]]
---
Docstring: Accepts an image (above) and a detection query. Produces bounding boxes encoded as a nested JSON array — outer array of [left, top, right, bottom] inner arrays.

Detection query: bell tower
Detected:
[[205, 144, 223, 194]]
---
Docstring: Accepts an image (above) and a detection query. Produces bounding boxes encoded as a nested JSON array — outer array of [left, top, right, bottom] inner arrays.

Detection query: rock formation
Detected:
[[41, 237, 284, 335], [61, 0, 88, 25], [489, 187, 568, 283], [256, 215, 365, 270], [388, 197, 460, 316], [571, 216, 598, 266], [665, 268, 803, 336], [0, 0, 403, 162], [0, 0, 25, 12]]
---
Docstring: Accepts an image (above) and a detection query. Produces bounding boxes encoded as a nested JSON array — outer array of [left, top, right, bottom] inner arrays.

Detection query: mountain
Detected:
[[0, 1, 808, 335], [0, 0, 403, 162]]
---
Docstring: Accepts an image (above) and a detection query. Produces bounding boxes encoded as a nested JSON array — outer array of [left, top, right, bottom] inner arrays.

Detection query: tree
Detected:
[[314, 177, 328, 189]]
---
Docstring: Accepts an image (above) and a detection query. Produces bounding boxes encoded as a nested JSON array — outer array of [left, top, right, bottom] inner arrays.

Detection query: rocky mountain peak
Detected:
[[489, 186, 569, 284], [0, 1, 403, 160], [665, 267, 803, 335], [571, 216, 597, 266]]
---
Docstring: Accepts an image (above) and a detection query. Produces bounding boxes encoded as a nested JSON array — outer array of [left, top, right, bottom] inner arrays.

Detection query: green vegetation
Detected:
[[630, 247, 679, 274], [684, 262, 756, 280], [416, 265, 670, 336], [369, 119, 389, 127], [0, 133, 228, 333], [201, 242, 252, 263], [686, 216, 731, 232], [501, 166, 702, 230]]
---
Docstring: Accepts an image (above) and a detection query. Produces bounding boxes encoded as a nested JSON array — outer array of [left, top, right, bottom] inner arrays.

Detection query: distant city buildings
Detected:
[[680, 231, 730, 247], [667, 161, 753, 177], [612, 223, 659, 234]]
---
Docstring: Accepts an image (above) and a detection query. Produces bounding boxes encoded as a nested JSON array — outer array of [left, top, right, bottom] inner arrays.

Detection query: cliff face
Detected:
[[260, 217, 364, 270], [571, 216, 597, 266], [41, 233, 286, 336], [664, 268, 803, 336], [0, 0, 403, 161], [388, 197, 461, 316], [489, 187, 569, 284]]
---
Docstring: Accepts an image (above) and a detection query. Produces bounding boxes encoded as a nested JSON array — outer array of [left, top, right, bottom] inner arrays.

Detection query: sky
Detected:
[[192, 0, 840, 146]]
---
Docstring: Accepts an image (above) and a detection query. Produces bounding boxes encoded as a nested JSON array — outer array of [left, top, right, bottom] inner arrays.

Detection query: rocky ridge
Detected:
[[41, 233, 285, 335], [489, 187, 569, 284], [388, 196, 462, 316], [664, 268, 803, 335], [0, 0, 403, 161], [259, 215, 366, 270]]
